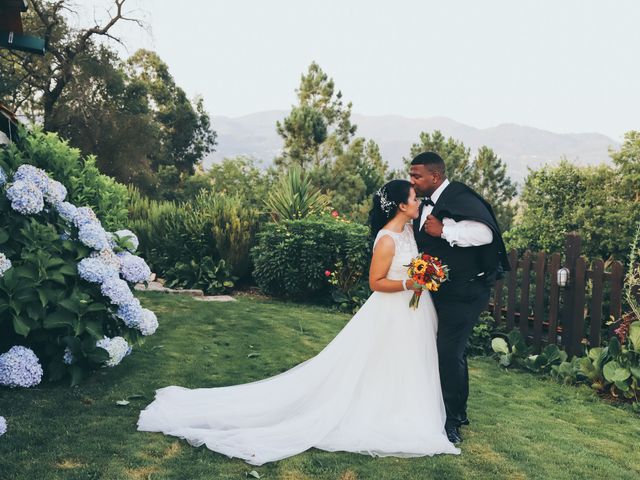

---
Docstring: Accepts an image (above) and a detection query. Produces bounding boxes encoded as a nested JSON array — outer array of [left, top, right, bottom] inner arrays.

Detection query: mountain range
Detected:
[[207, 110, 620, 183]]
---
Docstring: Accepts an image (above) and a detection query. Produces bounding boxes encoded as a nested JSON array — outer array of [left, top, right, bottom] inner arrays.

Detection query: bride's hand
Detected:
[[404, 280, 422, 292]]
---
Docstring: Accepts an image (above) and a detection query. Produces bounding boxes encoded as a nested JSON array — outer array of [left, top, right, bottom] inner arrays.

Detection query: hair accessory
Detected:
[[375, 187, 396, 215]]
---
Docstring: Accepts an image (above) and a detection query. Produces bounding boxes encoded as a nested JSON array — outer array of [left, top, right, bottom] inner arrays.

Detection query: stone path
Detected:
[[134, 280, 236, 302]]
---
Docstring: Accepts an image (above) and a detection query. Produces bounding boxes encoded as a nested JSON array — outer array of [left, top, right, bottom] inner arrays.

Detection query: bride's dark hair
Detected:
[[368, 179, 412, 239]]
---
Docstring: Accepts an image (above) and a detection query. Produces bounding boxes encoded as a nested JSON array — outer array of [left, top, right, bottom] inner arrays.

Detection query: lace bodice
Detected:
[[373, 224, 419, 281]]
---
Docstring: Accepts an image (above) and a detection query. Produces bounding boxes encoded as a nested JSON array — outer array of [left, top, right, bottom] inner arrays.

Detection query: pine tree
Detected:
[[472, 146, 517, 231], [276, 62, 356, 170], [404, 130, 475, 183]]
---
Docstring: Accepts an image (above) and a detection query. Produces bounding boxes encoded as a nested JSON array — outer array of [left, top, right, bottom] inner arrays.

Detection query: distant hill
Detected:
[[208, 111, 620, 183]]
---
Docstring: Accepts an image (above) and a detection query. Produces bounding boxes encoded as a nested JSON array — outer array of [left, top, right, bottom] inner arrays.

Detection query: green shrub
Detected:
[[3, 129, 130, 230], [491, 326, 640, 410], [551, 327, 640, 409], [0, 152, 157, 386], [129, 188, 259, 292], [326, 261, 370, 313], [467, 311, 499, 356], [192, 191, 259, 279], [491, 329, 567, 372], [251, 216, 370, 301]]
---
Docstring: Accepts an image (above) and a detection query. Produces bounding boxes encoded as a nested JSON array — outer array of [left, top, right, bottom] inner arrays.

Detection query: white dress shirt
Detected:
[[419, 179, 493, 247]]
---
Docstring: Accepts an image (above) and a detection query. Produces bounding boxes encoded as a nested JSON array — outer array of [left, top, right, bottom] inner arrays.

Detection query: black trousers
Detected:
[[433, 279, 490, 429]]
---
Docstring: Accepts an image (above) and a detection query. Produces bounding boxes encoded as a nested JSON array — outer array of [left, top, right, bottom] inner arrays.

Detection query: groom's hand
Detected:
[[425, 215, 444, 237]]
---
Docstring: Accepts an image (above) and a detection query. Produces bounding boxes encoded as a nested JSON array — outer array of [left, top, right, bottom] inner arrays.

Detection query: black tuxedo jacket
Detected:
[[413, 181, 510, 295]]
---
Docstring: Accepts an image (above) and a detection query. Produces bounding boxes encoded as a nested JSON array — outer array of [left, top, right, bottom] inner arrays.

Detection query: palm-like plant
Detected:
[[264, 166, 328, 221]]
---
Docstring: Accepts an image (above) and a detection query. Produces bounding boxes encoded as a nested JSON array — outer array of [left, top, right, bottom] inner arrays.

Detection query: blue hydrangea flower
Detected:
[[77, 256, 119, 284], [90, 249, 120, 269], [95, 336, 129, 367], [101, 276, 134, 306], [73, 206, 99, 228], [0, 253, 11, 277], [115, 298, 143, 328], [118, 252, 151, 283], [139, 308, 159, 336], [0, 416, 6, 436], [13, 165, 49, 191], [0, 166, 6, 187], [0, 346, 43, 388], [5, 180, 44, 215], [78, 223, 110, 251], [110, 229, 139, 252], [44, 178, 67, 206], [56, 201, 78, 224], [63, 347, 74, 365]]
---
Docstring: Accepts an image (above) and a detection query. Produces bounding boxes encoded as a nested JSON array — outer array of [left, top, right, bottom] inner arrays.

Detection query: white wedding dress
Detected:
[[137, 224, 460, 465]]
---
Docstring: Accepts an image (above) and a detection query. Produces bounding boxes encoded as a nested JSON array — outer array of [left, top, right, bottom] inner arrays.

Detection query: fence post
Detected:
[[608, 261, 625, 337], [561, 232, 582, 357], [571, 256, 588, 355]]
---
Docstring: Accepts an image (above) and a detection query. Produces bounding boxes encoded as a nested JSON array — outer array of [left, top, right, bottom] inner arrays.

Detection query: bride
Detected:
[[137, 179, 460, 465]]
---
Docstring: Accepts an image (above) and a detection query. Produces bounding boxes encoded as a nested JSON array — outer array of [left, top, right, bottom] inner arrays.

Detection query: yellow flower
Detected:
[[412, 259, 427, 274]]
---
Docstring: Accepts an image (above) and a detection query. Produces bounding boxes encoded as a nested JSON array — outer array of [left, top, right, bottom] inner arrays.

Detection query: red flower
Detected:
[[331, 210, 339, 218], [324, 270, 332, 277]]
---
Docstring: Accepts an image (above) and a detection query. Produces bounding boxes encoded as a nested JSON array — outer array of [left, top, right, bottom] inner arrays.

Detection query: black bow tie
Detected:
[[422, 198, 435, 207]]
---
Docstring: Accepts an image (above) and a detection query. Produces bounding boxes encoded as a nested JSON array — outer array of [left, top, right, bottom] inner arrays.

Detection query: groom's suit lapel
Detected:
[[413, 203, 424, 236], [414, 182, 457, 237], [431, 182, 456, 219]]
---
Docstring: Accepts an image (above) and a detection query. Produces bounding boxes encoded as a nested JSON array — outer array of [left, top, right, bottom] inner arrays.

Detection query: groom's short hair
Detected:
[[410, 151, 446, 177]]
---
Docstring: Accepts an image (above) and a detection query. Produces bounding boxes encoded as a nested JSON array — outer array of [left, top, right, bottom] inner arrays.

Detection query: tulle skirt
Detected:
[[137, 289, 460, 465]]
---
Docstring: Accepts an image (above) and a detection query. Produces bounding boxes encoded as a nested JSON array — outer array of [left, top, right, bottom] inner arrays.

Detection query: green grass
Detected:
[[1, 292, 639, 480]]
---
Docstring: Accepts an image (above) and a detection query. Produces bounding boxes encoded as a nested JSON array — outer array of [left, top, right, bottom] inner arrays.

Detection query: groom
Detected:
[[409, 151, 510, 444]]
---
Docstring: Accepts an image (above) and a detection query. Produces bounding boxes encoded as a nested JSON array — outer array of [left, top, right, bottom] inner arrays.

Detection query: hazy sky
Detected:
[[92, 0, 638, 140]]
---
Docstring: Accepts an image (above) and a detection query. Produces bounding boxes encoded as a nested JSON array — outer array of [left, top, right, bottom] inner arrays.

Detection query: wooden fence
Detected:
[[488, 233, 625, 357]]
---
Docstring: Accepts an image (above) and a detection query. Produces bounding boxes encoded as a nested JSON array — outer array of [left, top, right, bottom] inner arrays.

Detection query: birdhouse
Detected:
[[0, 0, 46, 55]]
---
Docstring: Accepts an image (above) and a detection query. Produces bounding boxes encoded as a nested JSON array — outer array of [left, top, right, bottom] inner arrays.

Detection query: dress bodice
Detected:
[[373, 224, 419, 281]]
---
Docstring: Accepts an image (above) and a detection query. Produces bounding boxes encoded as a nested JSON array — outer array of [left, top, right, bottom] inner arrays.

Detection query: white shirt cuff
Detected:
[[440, 218, 493, 247]]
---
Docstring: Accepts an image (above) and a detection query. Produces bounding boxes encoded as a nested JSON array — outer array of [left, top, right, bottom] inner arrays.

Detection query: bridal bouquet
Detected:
[[405, 254, 449, 309]]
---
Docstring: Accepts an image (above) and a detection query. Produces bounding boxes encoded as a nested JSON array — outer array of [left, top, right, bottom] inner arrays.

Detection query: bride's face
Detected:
[[400, 187, 421, 220]]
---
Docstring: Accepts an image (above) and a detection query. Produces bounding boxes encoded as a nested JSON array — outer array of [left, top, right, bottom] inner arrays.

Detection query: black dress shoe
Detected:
[[445, 426, 462, 444]]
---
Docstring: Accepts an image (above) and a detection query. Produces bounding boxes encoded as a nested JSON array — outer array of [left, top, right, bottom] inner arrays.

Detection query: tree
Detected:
[[126, 50, 216, 177], [200, 156, 275, 206], [275, 105, 327, 168], [504, 161, 586, 254], [276, 62, 356, 169], [0, 2, 216, 198], [309, 138, 388, 222], [357, 139, 388, 195], [610, 131, 640, 201], [46, 43, 159, 190], [274, 63, 391, 222], [471, 146, 517, 231], [404, 131, 517, 231], [504, 158, 640, 262], [0, 0, 144, 131], [404, 130, 475, 183]]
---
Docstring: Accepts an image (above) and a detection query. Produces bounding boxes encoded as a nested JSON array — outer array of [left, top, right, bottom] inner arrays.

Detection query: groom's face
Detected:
[[409, 164, 440, 197]]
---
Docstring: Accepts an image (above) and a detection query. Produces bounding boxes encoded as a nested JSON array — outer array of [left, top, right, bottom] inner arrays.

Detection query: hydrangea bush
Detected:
[[0, 156, 157, 386], [0, 346, 43, 388]]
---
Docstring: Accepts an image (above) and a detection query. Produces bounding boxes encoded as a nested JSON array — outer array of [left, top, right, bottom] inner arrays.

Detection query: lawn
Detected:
[[0, 292, 639, 480]]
